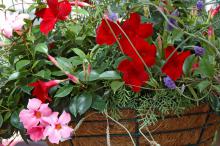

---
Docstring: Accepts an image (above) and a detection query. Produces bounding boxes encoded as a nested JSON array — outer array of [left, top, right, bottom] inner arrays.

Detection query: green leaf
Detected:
[[55, 85, 73, 98], [78, 70, 100, 81], [92, 95, 106, 111], [69, 92, 93, 116], [69, 24, 82, 35], [197, 80, 211, 93], [199, 56, 215, 77], [110, 81, 124, 93], [16, 60, 30, 71], [35, 43, 48, 54], [8, 72, 20, 81], [56, 57, 73, 73], [0, 114, 3, 128], [34, 69, 51, 79], [213, 85, 220, 93], [4, 112, 11, 121], [72, 48, 86, 59], [10, 111, 23, 129], [99, 71, 121, 80], [183, 55, 195, 76]]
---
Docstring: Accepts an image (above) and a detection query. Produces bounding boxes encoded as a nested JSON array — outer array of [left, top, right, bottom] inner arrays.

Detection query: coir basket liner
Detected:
[[48, 104, 220, 146]]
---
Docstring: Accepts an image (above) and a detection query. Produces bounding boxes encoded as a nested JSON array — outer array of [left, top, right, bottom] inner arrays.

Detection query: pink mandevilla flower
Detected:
[[27, 126, 45, 142], [43, 111, 73, 144], [19, 98, 52, 129], [0, 12, 29, 38]]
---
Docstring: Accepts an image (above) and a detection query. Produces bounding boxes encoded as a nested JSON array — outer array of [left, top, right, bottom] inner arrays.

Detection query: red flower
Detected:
[[36, 0, 71, 35], [96, 19, 121, 45], [121, 13, 153, 39], [117, 59, 149, 92], [120, 36, 156, 67], [162, 46, 191, 81], [29, 80, 60, 102]]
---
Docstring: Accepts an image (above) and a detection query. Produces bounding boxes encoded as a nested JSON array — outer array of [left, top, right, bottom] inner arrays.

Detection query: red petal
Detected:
[[96, 19, 121, 45], [122, 13, 140, 35], [137, 23, 154, 38], [36, 8, 55, 19], [40, 18, 57, 35], [118, 59, 149, 92], [47, 0, 59, 14], [57, 0, 72, 20], [162, 46, 191, 81], [120, 36, 156, 67]]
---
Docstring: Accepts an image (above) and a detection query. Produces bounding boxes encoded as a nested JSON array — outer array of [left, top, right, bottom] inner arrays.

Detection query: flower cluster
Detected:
[[0, 12, 29, 38], [19, 98, 73, 144], [97, 13, 156, 92]]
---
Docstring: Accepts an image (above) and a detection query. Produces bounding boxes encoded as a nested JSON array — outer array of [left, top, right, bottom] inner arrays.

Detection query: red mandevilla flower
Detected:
[[117, 59, 149, 92], [29, 80, 60, 102], [36, 0, 71, 35], [96, 12, 156, 92], [162, 46, 191, 81], [96, 19, 121, 45]]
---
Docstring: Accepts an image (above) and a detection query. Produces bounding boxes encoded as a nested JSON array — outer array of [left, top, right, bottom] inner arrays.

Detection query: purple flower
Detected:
[[197, 0, 204, 10], [194, 46, 205, 56], [163, 76, 176, 89], [107, 11, 118, 22], [167, 10, 179, 31]]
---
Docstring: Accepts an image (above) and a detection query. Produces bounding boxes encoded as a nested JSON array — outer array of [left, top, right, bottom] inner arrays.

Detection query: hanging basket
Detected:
[[47, 104, 220, 146]]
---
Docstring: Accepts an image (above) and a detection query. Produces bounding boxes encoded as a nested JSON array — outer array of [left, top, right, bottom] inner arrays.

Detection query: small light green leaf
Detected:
[[199, 56, 215, 77], [0, 114, 3, 128], [183, 55, 195, 76], [99, 71, 121, 80], [69, 24, 82, 35], [72, 48, 86, 59], [197, 80, 211, 93], [55, 85, 73, 98], [69, 92, 93, 116], [110, 81, 124, 93], [213, 85, 220, 93], [35, 43, 48, 54], [16, 60, 30, 71], [10, 111, 23, 129]]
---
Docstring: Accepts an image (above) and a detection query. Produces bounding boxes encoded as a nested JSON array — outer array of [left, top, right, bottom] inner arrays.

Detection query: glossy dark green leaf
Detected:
[[78, 70, 100, 81], [35, 43, 48, 54], [16, 60, 30, 71], [99, 71, 121, 80], [55, 85, 73, 98], [10, 111, 23, 129], [69, 92, 93, 116], [91, 95, 106, 111]]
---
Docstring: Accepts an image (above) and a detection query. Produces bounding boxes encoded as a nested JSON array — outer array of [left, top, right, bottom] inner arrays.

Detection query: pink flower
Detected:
[[27, 126, 44, 142], [43, 111, 73, 144], [19, 98, 52, 129], [0, 12, 29, 38]]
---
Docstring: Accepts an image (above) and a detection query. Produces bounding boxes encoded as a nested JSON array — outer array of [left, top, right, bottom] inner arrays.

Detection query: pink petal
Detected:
[[39, 103, 52, 116], [43, 126, 54, 138], [27, 126, 44, 142], [2, 24, 13, 38], [48, 130, 61, 144], [58, 111, 71, 125], [60, 125, 73, 139], [27, 98, 42, 110], [19, 109, 39, 129], [42, 112, 59, 125]]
